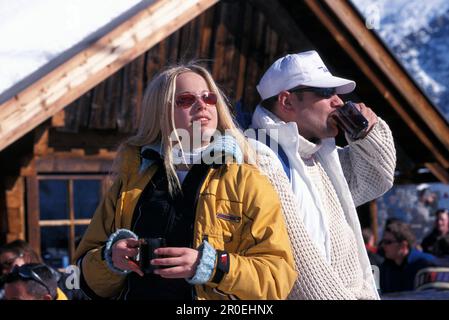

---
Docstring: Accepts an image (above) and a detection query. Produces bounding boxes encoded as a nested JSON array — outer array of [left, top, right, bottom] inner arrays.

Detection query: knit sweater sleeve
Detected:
[[254, 144, 357, 300], [338, 117, 396, 207]]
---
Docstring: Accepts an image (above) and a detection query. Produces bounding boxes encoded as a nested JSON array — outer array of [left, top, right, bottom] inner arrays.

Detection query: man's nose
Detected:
[[330, 95, 343, 108]]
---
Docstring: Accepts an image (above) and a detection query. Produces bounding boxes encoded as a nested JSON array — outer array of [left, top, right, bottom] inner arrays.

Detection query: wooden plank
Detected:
[[198, 4, 214, 59], [32, 123, 50, 157], [105, 70, 122, 130], [0, 0, 219, 152], [248, 0, 313, 51], [304, 0, 449, 169], [221, 0, 242, 101], [235, 1, 252, 101], [36, 154, 114, 173], [38, 175, 106, 181], [39, 219, 91, 227], [68, 180, 75, 261], [145, 43, 164, 83], [242, 7, 266, 109], [90, 80, 108, 129], [425, 162, 449, 184], [48, 128, 129, 150], [117, 54, 144, 133], [51, 110, 65, 128], [5, 176, 25, 242], [25, 174, 41, 256], [178, 14, 196, 61], [212, 2, 229, 89]]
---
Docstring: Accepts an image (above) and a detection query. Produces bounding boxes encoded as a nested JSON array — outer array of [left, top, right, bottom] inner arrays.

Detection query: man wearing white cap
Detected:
[[250, 50, 396, 299]]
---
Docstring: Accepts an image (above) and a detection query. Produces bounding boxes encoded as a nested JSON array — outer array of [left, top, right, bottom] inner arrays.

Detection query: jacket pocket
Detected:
[[215, 200, 243, 240]]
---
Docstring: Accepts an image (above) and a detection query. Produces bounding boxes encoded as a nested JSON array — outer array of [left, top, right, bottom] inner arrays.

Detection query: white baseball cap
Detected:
[[257, 50, 356, 100]]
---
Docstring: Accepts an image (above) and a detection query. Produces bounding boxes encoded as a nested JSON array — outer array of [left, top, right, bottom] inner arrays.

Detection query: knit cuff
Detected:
[[104, 228, 138, 275], [186, 241, 216, 285]]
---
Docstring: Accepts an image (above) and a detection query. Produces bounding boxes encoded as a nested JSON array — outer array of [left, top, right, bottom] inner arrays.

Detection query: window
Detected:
[[32, 175, 107, 268]]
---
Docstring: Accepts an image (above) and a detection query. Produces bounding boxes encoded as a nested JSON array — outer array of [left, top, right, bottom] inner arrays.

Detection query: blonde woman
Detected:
[[74, 63, 296, 300]]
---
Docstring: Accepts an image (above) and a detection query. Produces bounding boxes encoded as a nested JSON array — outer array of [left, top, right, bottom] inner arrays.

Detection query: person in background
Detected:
[[0, 240, 86, 300], [0, 240, 43, 300], [379, 220, 436, 293], [0, 240, 42, 276], [362, 228, 384, 267], [412, 184, 438, 242], [421, 208, 449, 254], [433, 234, 449, 267], [3, 263, 64, 300]]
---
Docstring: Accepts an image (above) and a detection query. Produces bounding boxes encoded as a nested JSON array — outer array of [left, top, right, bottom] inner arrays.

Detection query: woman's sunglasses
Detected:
[[290, 86, 337, 99], [175, 92, 217, 109]]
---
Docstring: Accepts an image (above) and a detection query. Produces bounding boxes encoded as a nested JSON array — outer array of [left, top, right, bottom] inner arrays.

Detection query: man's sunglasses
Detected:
[[289, 86, 337, 99], [6, 264, 55, 296], [381, 239, 399, 245], [175, 92, 217, 109]]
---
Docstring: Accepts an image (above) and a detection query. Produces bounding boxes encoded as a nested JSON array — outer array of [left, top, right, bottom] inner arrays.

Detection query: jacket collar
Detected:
[[252, 105, 322, 159], [139, 135, 244, 173]]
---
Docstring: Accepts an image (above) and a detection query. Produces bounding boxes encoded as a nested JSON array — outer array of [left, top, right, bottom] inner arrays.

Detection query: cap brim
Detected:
[[302, 75, 356, 94]]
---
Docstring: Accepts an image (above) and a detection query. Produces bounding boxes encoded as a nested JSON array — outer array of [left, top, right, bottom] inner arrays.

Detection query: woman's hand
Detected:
[[151, 247, 200, 279], [111, 238, 144, 276]]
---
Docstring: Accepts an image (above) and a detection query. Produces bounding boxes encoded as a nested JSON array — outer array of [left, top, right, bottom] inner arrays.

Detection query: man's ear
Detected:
[[277, 91, 295, 113], [42, 293, 53, 300], [400, 240, 409, 251]]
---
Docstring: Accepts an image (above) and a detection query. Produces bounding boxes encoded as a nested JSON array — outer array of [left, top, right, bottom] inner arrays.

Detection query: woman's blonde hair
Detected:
[[113, 62, 255, 194]]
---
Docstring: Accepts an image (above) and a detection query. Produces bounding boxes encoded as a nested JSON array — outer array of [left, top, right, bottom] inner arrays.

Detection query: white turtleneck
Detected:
[[172, 144, 209, 183], [251, 106, 331, 262]]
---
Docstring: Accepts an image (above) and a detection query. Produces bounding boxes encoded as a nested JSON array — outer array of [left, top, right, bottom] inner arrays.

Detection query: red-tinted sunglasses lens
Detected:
[[201, 92, 217, 105], [175, 92, 217, 108], [176, 94, 196, 108]]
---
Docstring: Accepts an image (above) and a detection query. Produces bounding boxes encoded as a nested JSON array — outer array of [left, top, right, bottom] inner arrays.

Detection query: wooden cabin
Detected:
[[1, 0, 449, 265]]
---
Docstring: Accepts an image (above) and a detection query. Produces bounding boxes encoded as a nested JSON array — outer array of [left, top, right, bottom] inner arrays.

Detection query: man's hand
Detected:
[[355, 102, 378, 137], [151, 247, 200, 279]]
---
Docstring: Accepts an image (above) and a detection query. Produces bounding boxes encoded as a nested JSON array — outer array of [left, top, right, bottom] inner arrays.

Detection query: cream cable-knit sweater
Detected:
[[251, 110, 396, 300]]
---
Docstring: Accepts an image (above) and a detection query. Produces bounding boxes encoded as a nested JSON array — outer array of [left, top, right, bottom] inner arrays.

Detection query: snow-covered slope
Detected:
[[351, 0, 449, 120]]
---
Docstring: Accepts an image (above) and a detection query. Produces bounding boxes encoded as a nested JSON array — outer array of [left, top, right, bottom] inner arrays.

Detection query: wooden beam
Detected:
[[48, 128, 129, 150], [36, 154, 114, 173], [39, 219, 91, 227], [0, 0, 218, 152], [425, 162, 449, 184], [5, 176, 25, 242], [305, 0, 449, 168], [25, 174, 41, 256]]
